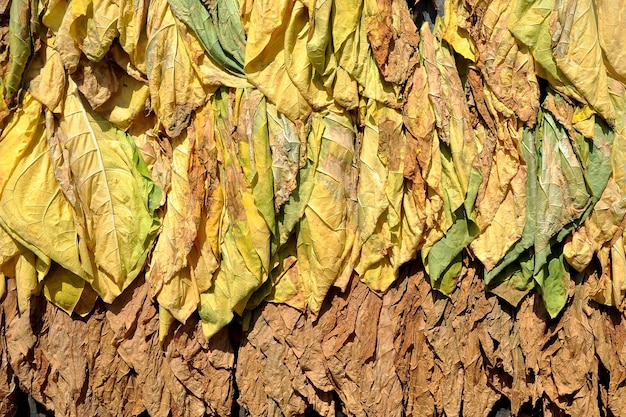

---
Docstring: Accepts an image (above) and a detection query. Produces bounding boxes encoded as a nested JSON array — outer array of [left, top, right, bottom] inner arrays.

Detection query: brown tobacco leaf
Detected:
[[237, 257, 626, 417], [72, 56, 121, 110], [469, 0, 540, 126], [365, 0, 420, 85], [1, 276, 234, 417], [0, 287, 16, 417]]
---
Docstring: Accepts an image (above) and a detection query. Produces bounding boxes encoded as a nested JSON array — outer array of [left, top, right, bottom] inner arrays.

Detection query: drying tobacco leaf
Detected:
[[242, 0, 312, 121], [68, 0, 120, 61], [27, 39, 66, 112], [355, 99, 417, 292], [596, 0, 626, 83], [198, 88, 272, 338], [364, 0, 420, 85], [147, 131, 201, 324], [146, 0, 207, 137], [4, 0, 31, 101], [0, 94, 86, 286], [295, 110, 358, 310], [470, 0, 540, 125], [551, 0, 614, 123], [53, 80, 161, 302]]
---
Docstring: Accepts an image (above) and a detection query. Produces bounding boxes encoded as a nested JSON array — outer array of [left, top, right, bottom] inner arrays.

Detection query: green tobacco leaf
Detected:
[[427, 168, 482, 293], [5, 0, 32, 100], [488, 108, 596, 315], [210, 0, 246, 67], [168, 0, 244, 75]]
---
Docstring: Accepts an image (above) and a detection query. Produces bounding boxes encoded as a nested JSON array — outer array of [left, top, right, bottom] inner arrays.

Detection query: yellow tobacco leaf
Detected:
[[72, 283, 99, 317], [198, 89, 272, 338], [0, 226, 19, 275], [284, 1, 333, 111], [551, 0, 615, 122], [69, 0, 120, 61], [55, 79, 161, 302], [28, 40, 67, 113], [587, 239, 626, 307], [146, 0, 207, 137], [355, 100, 409, 292], [0, 93, 43, 193], [117, 0, 149, 73], [441, 0, 477, 61], [0, 94, 85, 278], [296, 111, 358, 310], [596, 0, 626, 83], [471, 166, 526, 271], [42, 0, 81, 72], [42, 264, 87, 315], [243, 0, 312, 121], [15, 250, 39, 314], [478, 0, 539, 125], [95, 72, 150, 130], [157, 267, 200, 324], [187, 103, 222, 295], [564, 178, 624, 272], [147, 132, 202, 323]]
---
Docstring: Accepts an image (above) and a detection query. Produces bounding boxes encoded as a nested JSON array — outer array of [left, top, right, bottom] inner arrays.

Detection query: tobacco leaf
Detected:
[[147, 132, 201, 324], [243, 0, 312, 121], [551, 0, 615, 123], [187, 102, 222, 295], [294, 111, 358, 311], [266, 102, 302, 212], [596, 0, 626, 84], [364, 0, 420, 85], [4, 0, 31, 101], [71, 56, 122, 111], [55, 79, 161, 303], [355, 100, 418, 292], [68, 0, 120, 61], [146, 0, 207, 137], [28, 40, 66, 112], [198, 88, 272, 338], [168, 0, 245, 75], [0, 94, 86, 285], [283, 1, 334, 112], [472, 0, 540, 125]]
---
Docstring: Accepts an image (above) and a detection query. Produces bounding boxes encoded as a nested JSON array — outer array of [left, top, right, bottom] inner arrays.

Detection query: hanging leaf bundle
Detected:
[[1, 0, 626, 415]]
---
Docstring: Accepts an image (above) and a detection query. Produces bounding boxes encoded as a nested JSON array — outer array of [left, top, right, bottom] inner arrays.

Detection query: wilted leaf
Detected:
[[54, 79, 161, 302], [146, 0, 207, 137], [4, 0, 31, 101], [168, 0, 245, 75], [148, 132, 201, 323], [68, 0, 120, 61]]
